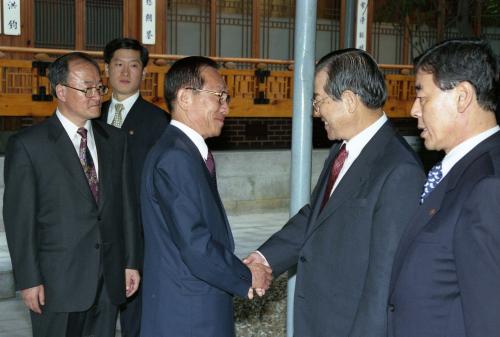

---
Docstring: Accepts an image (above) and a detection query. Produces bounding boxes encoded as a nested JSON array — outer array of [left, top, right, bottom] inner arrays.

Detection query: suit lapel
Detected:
[[47, 115, 96, 204], [171, 127, 235, 250], [309, 122, 395, 236], [121, 96, 144, 131], [92, 121, 112, 210]]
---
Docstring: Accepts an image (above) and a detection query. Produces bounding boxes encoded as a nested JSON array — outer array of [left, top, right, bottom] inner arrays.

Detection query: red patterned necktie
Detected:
[[205, 150, 216, 178], [320, 144, 348, 211], [77, 127, 99, 203]]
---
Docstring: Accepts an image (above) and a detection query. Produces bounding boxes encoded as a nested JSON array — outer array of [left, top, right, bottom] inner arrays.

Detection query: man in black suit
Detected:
[[3, 52, 141, 337], [245, 49, 425, 337], [389, 39, 500, 337], [101, 38, 169, 337]]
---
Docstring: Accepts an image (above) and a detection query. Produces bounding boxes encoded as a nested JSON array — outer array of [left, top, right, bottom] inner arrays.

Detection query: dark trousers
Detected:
[[119, 286, 141, 337], [30, 281, 118, 337]]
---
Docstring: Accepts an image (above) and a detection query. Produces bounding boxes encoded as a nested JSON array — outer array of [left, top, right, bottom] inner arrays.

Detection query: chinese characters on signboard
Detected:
[[355, 0, 368, 50], [3, 0, 21, 35], [142, 0, 156, 45]]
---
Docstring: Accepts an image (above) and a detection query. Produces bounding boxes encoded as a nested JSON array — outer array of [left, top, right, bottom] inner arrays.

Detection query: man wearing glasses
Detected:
[[140, 56, 272, 337], [3, 52, 141, 337], [244, 49, 425, 337]]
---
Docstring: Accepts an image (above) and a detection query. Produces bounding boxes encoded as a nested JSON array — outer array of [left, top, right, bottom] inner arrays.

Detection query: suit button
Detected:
[[97, 216, 102, 221], [389, 304, 395, 312], [299, 256, 307, 262], [95, 243, 100, 249]]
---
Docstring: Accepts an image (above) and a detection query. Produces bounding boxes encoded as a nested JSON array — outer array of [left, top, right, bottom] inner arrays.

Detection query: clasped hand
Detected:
[[244, 252, 273, 299]]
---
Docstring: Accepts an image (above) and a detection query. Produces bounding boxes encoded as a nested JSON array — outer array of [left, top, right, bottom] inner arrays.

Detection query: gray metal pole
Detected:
[[287, 1, 316, 336], [344, 0, 356, 48]]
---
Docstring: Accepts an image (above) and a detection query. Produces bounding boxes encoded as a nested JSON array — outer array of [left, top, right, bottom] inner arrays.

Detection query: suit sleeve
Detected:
[[454, 177, 500, 337], [153, 152, 251, 298], [349, 162, 425, 337], [2, 135, 42, 290], [258, 149, 336, 276], [121, 135, 142, 270]]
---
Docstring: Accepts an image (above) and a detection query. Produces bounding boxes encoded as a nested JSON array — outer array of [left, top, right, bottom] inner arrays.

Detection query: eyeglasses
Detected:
[[312, 96, 329, 112], [185, 87, 231, 105], [61, 84, 108, 98]]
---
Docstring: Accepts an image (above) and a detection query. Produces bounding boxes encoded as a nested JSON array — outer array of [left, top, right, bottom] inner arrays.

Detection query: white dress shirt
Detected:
[[106, 91, 140, 125], [170, 120, 209, 160], [441, 126, 500, 179], [56, 109, 99, 177], [330, 113, 388, 195]]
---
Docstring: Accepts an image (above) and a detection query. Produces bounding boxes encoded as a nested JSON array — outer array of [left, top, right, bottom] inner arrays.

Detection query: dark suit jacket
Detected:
[[3, 115, 140, 312], [101, 95, 169, 197], [140, 125, 252, 337], [259, 121, 425, 337], [389, 131, 500, 337]]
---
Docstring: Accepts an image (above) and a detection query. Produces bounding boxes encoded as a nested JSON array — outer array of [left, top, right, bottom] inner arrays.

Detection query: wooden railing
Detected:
[[0, 47, 415, 118]]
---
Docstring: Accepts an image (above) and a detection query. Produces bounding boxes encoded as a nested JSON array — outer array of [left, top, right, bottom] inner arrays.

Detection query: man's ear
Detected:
[[142, 67, 147, 81], [55, 84, 67, 102], [341, 90, 359, 114], [176, 88, 191, 111], [104, 63, 109, 77], [455, 81, 474, 113]]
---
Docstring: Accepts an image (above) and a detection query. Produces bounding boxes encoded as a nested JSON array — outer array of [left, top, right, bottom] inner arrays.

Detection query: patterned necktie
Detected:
[[77, 127, 99, 203], [205, 150, 216, 179], [112, 103, 124, 128], [420, 161, 443, 204], [320, 144, 348, 211]]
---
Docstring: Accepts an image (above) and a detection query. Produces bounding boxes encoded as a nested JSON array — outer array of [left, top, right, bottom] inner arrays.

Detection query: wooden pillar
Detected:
[[252, 0, 260, 58], [75, 0, 86, 50], [209, 0, 217, 57], [473, 0, 482, 37], [366, 0, 374, 53], [402, 15, 410, 65], [437, 0, 445, 42], [148, 0, 167, 54], [339, 0, 346, 49], [123, 0, 141, 40]]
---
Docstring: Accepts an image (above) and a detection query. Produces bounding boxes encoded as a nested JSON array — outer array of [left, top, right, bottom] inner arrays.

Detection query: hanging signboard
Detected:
[[355, 0, 368, 50], [3, 0, 21, 35], [142, 0, 156, 45]]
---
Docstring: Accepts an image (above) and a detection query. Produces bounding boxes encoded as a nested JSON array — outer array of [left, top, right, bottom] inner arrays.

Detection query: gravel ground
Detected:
[[235, 274, 288, 337]]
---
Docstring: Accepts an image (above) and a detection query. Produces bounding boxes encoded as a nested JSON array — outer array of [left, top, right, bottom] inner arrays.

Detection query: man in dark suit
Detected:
[[244, 49, 425, 337], [101, 37, 169, 337], [3, 52, 141, 337], [140, 56, 272, 337], [389, 39, 500, 337]]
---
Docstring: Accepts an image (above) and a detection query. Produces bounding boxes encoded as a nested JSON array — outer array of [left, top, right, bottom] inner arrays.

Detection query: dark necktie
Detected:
[[420, 161, 443, 204], [205, 150, 216, 179], [320, 144, 348, 211], [77, 127, 99, 203]]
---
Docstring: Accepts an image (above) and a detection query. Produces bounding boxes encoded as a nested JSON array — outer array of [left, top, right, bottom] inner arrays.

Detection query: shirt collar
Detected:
[[111, 91, 140, 114], [344, 113, 388, 159], [56, 109, 93, 137], [441, 125, 500, 177], [170, 119, 209, 160]]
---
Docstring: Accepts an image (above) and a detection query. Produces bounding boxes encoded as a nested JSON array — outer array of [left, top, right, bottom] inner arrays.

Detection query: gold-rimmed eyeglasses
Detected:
[[61, 84, 108, 98], [185, 87, 231, 105], [312, 96, 329, 112]]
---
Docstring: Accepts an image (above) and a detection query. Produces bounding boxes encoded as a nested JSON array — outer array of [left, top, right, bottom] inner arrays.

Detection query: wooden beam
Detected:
[[251, 0, 260, 58], [209, 0, 217, 56], [75, 0, 85, 50], [402, 15, 410, 65], [437, 0, 445, 42]]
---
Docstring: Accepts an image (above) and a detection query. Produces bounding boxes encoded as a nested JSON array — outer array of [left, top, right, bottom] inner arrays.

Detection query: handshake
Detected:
[[243, 252, 273, 299]]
